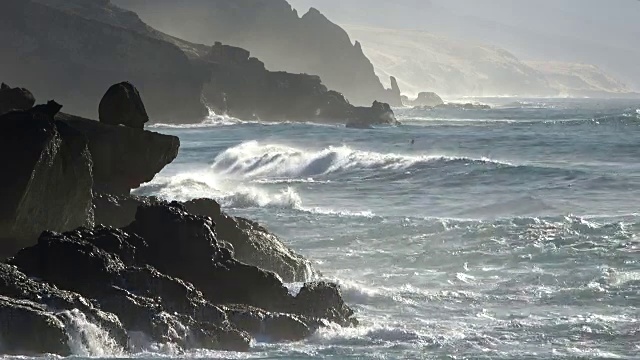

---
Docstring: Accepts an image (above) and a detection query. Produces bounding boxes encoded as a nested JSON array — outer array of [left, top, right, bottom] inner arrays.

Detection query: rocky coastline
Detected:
[[1, 0, 398, 128], [0, 83, 357, 355], [201, 42, 398, 126]]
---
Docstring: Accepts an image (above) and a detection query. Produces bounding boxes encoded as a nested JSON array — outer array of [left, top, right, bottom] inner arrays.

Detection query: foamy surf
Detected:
[[60, 309, 124, 357], [211, 141, 514, 179], [135, 171, 375, 217], [148, 111, 245, 129]]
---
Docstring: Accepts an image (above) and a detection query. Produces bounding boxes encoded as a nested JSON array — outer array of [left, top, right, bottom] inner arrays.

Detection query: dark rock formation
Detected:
[[0, 83, 35, 115], [354, 101, 398, 125], [0, 296, 71, 355], [6, 202, 357, 353], [99, 82, 149, 129], [122, 204, 292, 311], [56, 113, 179, 195], [0, 84, 358, 355], [7, 228, 250, 351], [0, 84, 177, 257], [385, 76, 403, 107], [182, 198, 314, 282], [410, 92, 445, 107], [113, 0, 402, 106], [0, 103, 93, 259], [0, 0, 208, 122], [93, 193, 157, 228], [202, 42, 398, 126], [93, 195, 314, 282], [295, 282, 356, 326], [0, 262, 128, 355]]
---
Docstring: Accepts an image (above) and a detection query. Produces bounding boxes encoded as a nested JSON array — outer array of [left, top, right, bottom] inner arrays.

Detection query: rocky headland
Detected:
[[0, 0, 398, 127], [113, 0, 403, 107], [0, 83, 357, 355], [201, 42, 398, 125]]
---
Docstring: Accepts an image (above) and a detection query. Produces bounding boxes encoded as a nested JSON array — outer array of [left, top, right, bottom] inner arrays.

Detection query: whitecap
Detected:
[[211, 140, 514, 179]]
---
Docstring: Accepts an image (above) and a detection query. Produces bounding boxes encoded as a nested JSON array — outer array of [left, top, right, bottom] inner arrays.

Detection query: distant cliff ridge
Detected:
[[525, 61, 631, 98], [112, 0, 402, 106], [344, 24, 633, 99]]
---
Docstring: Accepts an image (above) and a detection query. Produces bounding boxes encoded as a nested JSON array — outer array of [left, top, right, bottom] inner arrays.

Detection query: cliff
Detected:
[[200, 42, 398, 125], [0, 104, 94, 255], [0, 87, 357, 354], [344, 24, 555, 98], [525, 61, 633, 98], [112, 0, 402, 106], [0, 0, 208, 122]]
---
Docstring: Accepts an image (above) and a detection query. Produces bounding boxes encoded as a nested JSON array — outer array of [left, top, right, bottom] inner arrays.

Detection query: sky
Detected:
[[288, 0, 640, 90]]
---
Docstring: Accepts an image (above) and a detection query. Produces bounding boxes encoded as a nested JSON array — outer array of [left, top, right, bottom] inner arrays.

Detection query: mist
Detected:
[[289, 0, 640, 92]]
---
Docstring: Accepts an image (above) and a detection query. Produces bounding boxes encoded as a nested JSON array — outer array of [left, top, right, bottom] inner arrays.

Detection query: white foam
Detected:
[[136, 171, 374, 215], [59, 309, 123, 357], [220, 186, 303, 209], [211, 141, 513, 179], [310, 322, 424, 345], [148, 110, 245, 129]]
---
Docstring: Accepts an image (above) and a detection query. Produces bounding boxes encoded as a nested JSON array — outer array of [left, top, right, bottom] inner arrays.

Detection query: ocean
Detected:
[[35, 98, 640, 359]]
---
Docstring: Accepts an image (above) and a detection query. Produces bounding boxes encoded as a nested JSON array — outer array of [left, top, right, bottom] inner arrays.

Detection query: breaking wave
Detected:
[[59, 309, 123, 357], [211, 141, 513, 179], [135, 173, 374, 217]]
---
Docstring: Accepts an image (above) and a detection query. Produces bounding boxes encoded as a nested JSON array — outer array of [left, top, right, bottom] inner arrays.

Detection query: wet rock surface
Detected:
[[0, 87, 357, 356], [2, 203, 357, 354]]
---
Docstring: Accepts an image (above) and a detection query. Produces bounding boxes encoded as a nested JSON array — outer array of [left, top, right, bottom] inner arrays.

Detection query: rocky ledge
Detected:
[[0, 83, 356, 355]]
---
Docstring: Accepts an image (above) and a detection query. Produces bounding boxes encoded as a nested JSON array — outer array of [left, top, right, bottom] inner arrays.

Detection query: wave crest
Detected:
[[211, 141, 512, 179]]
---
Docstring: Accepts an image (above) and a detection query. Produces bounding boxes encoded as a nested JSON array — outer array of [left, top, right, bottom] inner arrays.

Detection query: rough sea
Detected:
[[27, 98, 640, 359]]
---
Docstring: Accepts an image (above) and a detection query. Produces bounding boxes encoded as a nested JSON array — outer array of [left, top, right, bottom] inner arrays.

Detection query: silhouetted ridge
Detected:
[[113, 0, 403, 106], [0, 0, 208, 122]]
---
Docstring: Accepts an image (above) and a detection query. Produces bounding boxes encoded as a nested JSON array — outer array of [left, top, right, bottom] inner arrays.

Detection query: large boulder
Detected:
[[56, 113, 179, 195], [0, 83, 35, 115], [347, 101, 399, 128], [99, 82, 149, 129], [0, 102, 93, 259]]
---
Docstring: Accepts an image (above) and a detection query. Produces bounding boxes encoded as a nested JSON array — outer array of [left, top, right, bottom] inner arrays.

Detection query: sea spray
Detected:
[[210, 141, 514, 179], [59, 309, 123, 357]]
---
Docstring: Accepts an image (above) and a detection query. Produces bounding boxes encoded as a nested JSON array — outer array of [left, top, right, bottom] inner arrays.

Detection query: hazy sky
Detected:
[[288, 0, 640, 90]]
